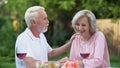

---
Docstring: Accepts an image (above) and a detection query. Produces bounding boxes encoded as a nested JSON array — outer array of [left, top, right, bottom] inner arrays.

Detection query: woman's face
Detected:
[[75, 16, 91, 37]]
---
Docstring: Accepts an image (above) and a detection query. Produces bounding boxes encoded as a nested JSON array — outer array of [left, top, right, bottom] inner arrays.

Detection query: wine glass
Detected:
[[80, 46, 90, 59], [17, 52, 26, 66], [17, 53, 26, 59], [80, 52, 90, 59]]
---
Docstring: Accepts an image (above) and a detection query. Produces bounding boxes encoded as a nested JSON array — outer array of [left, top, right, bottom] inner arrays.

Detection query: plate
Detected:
[[36, 61, 59, 68]]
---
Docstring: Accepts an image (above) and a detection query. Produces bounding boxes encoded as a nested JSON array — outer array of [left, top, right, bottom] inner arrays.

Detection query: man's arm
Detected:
[[23, 57, 37, 68], [48, 33, 77, 58], [48, 41, 71, 58]]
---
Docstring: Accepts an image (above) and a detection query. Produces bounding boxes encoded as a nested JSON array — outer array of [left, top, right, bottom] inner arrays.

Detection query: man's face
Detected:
[[35, 10, 49, 33]]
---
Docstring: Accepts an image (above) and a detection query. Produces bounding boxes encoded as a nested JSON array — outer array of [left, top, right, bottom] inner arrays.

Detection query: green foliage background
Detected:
[[0, 0, 120, 67]]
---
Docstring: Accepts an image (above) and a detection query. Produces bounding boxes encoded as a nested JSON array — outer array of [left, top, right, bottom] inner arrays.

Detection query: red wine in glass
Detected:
[[17, 53, 26, 59], [80, 53, 90, 58]]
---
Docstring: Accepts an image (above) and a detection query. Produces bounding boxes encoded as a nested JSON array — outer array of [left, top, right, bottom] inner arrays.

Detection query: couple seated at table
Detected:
[[15, 5, 110, 68]]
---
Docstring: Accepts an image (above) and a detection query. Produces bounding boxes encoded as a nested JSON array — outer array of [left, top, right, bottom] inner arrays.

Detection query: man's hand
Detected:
[[23, 57, 37, 68], [58, 57, 69, 67], [70, 33, 80, 42]]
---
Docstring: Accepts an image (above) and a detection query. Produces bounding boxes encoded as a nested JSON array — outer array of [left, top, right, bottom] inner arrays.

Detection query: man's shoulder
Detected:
[[17, 31, 29, 41]]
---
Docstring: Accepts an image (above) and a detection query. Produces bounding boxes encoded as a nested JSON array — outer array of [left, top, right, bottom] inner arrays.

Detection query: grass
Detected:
[[110, 55, 120, 67], [0, 53, 120, 68], [0, 62, 16, 68], [0, 57, 16, 68]]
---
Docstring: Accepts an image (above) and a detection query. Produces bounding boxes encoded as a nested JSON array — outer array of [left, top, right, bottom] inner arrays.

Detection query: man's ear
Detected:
[[31, 19, 36, 26]]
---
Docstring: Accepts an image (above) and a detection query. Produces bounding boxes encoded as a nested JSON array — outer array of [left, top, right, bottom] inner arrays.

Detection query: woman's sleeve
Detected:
[[69, 42, 75, 60], [83, 32, 107, 68]]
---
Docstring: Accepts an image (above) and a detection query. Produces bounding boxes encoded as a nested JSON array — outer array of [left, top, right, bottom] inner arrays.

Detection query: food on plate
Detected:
[[61, 60, 80, 68], [38, 61, 59, 68]]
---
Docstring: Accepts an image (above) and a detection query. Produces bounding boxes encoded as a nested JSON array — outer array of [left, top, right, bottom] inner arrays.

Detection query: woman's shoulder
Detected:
[[94, 31, 105, 38]]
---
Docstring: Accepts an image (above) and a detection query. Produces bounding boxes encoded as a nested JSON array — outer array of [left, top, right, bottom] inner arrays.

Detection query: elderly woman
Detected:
[[69, 10, 110, 68]]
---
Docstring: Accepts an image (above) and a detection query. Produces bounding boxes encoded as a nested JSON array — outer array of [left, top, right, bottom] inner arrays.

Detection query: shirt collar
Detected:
[[25, 28, 41, 41]]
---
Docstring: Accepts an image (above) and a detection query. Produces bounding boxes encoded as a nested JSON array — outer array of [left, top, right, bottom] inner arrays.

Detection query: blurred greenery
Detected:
[[0, 0, 120, 67]]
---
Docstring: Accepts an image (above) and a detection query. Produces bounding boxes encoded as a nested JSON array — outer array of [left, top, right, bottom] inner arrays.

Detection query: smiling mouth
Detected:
[[79, 30, 85, 34]]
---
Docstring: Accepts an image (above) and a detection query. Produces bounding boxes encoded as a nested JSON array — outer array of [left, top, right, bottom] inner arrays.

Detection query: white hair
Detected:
[[72, 9, 98, 34], [25, 6, 45, 27]]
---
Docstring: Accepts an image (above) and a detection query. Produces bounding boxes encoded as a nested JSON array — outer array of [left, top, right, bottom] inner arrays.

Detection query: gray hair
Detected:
[[72, 9, 98, 34], [25, 6, 45, 27]]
